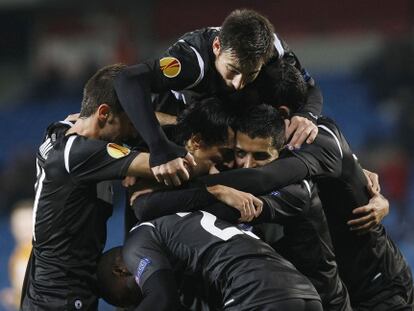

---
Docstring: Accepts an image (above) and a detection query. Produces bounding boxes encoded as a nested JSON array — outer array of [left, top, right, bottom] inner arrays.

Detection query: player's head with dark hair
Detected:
[[80, 63, 126, 117], [175, 97, 235, 175], [234, 104, 285, 168], [213, 9, 275, 91], [75, 64, 136, 142], [258, 60, 307, 112], [97, 246, 142, 308]]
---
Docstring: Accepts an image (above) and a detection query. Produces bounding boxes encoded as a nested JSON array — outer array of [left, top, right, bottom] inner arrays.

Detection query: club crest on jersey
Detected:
[[160, 57, 181, 78], [135, 258, 151, 285], [106, 143, 130, 159]]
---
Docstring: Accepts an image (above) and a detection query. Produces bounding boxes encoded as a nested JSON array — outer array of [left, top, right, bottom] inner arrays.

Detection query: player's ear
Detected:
[[97, 104, 111, 123], [189, 133, 203, 151], [212, 37, 221, 56], [112, 265, 131, 277], [278, 105, 291, 119]]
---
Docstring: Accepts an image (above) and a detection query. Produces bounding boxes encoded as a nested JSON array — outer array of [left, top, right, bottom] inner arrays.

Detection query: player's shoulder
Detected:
[[178, 27, 219, 48], [317, 116, 341, 133], [316, 117, 345, 154], [37, 121, 74, 161]]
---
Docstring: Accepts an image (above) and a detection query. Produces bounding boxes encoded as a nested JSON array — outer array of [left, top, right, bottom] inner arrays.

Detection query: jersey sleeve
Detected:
[[277, 34, 323, 120], [146, 40, 203, 92], [123, 224, 172, 288], [63, 135, 138, 183], [194, 155, 309, 195], [291, 125, 343, 178], [114, 63, 187, 167], [133, 187, 217, 222], [114, 39, 201, 167], [253, 181, 312, 225]]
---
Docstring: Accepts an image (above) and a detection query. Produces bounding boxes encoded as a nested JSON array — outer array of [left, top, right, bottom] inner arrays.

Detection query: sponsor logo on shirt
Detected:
[[135, 258, 151, 285], [160, 57, 181, 78], [106, 143, 130, 159], [270, 191, 280, 196], [237, 223, 253, 232]]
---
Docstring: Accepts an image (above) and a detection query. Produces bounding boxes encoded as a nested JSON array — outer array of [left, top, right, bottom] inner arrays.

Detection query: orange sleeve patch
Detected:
[[160, 57, 182, 78], [106, 143, 131, 159]]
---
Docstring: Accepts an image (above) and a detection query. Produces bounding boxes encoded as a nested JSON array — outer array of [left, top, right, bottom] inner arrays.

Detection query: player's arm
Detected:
[[131, 187, 217, 221], [132, 185, 262, 223], [195, 155, 309, 195], [64, 136, 153, 182], [175, 181, 312, 225], [347, 170, 389, 234], [290, 125, 343, 178], [132, 180, 311, 225], [279, 37, 322, 147], [251, 181, 313, 225], [114, 42, 201, 185], [155, 112, 177, 126], [280, 38, 323, 119]]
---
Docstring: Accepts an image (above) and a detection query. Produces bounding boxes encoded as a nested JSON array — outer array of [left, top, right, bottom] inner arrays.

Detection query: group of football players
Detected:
[[21, 8, 413, 311]]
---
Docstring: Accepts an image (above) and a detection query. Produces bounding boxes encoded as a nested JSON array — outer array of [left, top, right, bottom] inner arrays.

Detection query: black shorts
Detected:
[[353, 267, 414, 311]]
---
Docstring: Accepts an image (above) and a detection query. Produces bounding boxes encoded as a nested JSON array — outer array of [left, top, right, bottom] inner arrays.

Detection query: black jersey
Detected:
[[188, 118, 413, 306], [123, 211, 320, 310], [291, 117, 412, 303], [260, 182, 351, 311], [21, 121, 138, 311], [114, 27, 322, 167], [132, 180, 351, 311]]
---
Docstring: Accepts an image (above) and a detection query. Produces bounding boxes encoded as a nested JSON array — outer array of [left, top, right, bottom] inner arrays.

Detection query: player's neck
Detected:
[[66, 117, 100, 139]]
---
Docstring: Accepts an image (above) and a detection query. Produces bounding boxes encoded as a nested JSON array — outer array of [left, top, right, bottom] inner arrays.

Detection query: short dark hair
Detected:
[[219, 9, 275, 67], [96, 246, 142, 308], [174, 97, 233, 147], [80, 63, 126, 117], [258, 60, 307, 111], [236, 104, 285, 150]]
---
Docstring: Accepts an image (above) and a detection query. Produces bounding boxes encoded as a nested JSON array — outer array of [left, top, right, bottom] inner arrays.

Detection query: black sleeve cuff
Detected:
[[148, 140, 187, 167]]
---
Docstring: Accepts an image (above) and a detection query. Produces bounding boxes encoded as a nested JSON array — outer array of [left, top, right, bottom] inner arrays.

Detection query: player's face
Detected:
[[190, 127, 235, 177], [235, 132, 279, 168], [213, 38, 263, 91], [100, 112, 137, 143]]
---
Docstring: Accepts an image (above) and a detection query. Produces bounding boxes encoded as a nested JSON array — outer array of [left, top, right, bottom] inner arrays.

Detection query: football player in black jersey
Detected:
[[20, 64, 163, 311], [97, 211, 323, 311], [125, 97, 261, 229], [192, 106, 413, 310], [114, 9, 322, 188], [131, 105, 352, 311]]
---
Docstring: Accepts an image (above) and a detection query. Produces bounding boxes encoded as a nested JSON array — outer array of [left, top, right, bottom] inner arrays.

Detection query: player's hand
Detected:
[[151, 153, 197, 187], [286, 116, 318, 149], [363, 168, 381, 194], [122, 176, 137, 188], [207, 185, 263, 222], [347, 193, 389, 235], [130, 188, 154, 206], [64, 113, 80, 123]]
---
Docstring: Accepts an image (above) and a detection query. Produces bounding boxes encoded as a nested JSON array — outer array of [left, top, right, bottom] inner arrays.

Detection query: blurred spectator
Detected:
[[0, 199, 33, 311]]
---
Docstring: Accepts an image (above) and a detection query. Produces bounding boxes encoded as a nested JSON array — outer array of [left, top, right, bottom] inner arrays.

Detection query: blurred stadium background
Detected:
[[0, 0, 413, 310]]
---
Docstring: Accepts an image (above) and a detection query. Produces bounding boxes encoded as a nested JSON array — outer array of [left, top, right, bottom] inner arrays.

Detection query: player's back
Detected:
[[135, 211, 320, 309], [297, 117, 410, 303]]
